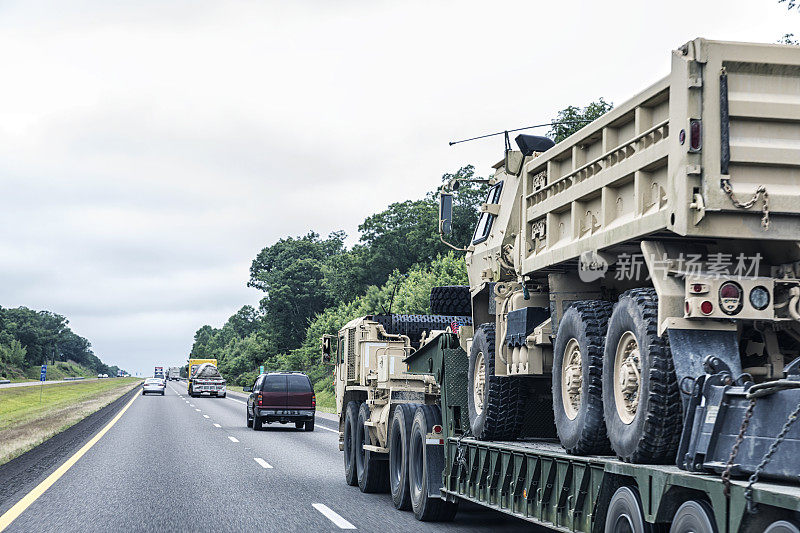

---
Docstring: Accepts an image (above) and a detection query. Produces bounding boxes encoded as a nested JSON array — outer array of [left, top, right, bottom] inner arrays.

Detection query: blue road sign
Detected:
[[40, 364, 47, 381], [259, 365, 264, 374]]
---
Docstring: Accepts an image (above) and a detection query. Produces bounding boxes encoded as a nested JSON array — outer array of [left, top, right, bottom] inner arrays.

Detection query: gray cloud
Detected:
[[0, 0, 790, 374]]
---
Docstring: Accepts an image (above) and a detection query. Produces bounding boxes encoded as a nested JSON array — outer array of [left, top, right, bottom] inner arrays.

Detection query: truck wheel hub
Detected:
[[561, 339, 582, 420], [474, 351, 486, 415], [614, 332, 641, 424]]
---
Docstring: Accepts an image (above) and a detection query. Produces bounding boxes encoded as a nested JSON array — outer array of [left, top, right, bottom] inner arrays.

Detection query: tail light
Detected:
[[257, 394, 263, 407], [432, 424, 443, 434], [689, 119, 702, 152], [719, 281, 743, 315], [700, 301, 714, 315], [312, 394, 316, 408], [689, 283, 709, 294]]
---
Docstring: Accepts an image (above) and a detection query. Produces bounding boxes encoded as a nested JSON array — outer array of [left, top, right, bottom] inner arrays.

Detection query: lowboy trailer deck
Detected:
[[408, 332, 800, 533]]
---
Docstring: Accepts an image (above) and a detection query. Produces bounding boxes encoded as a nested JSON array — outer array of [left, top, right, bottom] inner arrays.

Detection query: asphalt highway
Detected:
[[2, 382, 544, 532]]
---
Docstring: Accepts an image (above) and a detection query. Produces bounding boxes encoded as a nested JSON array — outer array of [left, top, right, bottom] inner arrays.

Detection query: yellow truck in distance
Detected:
[[187, 358, 226, 398]]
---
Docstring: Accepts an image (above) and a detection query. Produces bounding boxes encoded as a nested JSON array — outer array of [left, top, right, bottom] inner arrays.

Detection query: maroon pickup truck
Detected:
[[244, 372, 315, 431]]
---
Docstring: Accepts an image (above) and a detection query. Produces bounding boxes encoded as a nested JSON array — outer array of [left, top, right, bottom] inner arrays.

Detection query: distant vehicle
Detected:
[[142, 378, 165, 396], [167, 367, 181, 381], [244, 372, 315, 431], [154, 366, 165, 380], [188, 363, 226, 398]]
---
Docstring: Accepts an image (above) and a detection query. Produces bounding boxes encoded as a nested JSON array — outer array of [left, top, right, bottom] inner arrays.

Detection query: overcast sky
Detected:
[[0, 1, 795, 375]]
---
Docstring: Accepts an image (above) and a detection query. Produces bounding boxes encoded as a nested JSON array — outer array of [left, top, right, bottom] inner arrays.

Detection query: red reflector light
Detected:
[[700, 301, 713, 315], [685, 301, 690, 314], [257, 394, 263, 406], [692, 284, 704, 293], [720, 283, 741, 299], [432, 424, 443, 434], [689, 119, 702, 152]]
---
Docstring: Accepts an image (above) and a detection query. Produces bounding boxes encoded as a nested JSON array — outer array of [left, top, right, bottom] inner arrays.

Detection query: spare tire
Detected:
[[372, 314, 472, 349], [430, 286, 471, 317]]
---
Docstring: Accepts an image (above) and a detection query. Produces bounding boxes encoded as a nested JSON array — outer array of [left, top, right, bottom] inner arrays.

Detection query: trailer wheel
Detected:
[[764, 521, 800, 533], [343, 401, 359, 486], [409, 405, 458, 521], [468, 323, 526, 440], [389, 403, 417, 510], [605, 486, 651, 533], [356, 403, 388, 493], [670, 500, 716, 533], [552, 300, 613, 455], [603, 288, 681, 463], [430, 285, 471, 316]]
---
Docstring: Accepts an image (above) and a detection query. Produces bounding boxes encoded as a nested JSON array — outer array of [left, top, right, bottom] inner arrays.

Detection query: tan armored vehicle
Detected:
[[321, 312, 469, 519], [438, 38, 800, 464]]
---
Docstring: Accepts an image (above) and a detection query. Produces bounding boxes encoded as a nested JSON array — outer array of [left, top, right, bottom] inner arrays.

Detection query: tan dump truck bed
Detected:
[[521, 38, 800, 276]]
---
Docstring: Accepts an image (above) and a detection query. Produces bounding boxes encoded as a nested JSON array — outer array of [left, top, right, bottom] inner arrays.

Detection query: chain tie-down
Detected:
[[720, 179, 770, 230]]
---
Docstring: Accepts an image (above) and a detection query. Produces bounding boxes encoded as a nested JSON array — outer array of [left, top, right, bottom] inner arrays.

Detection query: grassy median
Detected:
[[0, 378, 141, 465]]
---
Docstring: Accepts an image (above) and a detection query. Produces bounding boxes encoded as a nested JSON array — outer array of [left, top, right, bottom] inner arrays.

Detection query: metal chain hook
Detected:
[[720, 179, 770, 230], [721, 398, 756, 497]]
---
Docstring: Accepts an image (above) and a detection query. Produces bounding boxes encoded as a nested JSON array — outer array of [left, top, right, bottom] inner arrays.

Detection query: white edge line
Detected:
[[228, 436, 239, 443], [226, 397, 247, 405], [312, 503, 356, 529], [317, 425, 339, 434], [254, 458, 273, 469]]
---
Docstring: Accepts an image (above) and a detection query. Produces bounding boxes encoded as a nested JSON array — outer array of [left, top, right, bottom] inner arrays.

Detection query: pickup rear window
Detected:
[[287, 374, 312, 393]]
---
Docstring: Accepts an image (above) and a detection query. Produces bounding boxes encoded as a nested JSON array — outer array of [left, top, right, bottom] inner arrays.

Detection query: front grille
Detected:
[[347, 327, 356, 380]]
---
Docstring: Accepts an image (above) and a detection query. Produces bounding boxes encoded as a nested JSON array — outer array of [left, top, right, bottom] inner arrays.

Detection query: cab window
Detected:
[[287, 374, 312, 393], [472, 182, 503, 245]]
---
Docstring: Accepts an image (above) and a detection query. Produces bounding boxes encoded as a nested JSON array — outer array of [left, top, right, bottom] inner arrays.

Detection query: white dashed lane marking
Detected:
[[312, 504, 356, 529], [203, 415, 210, 419], [228, 436, 239, 443], [195, 409, 201, 412], [213, 424, 221, 428], [254, 458, 273, 469]]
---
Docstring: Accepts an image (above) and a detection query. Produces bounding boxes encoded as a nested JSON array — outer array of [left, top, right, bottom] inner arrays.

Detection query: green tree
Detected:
[[548, 98, 613, 143]]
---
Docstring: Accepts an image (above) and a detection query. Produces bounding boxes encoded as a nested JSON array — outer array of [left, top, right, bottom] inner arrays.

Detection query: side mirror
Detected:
[[439, 193, 453, 236], [321, 335, 335, 364], [243, 386, 252, 392]]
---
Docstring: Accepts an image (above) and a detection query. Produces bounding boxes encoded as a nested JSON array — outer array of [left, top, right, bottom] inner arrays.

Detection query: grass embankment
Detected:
[[0, 377, 141, 465], [1, 360, 96, 382]]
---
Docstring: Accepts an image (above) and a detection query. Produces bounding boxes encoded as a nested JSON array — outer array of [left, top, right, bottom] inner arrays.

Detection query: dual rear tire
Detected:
[[344, 401, 457, 521], [552, 289, 681, 463]]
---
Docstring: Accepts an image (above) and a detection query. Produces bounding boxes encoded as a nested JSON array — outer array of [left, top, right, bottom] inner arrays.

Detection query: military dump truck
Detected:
[[325, 39, 800, 532]]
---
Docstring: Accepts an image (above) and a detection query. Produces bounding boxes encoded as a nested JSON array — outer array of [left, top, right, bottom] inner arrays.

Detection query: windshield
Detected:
[[145, 378, 161, 384], [472, 182, 503, 245]]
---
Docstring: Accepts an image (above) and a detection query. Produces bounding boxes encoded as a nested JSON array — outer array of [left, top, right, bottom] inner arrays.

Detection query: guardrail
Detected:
[[62, 377, 86, 381], [0, 379, 10, 385]]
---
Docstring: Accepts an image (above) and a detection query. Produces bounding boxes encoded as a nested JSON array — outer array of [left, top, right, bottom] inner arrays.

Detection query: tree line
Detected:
[[0, 306, 121, 378], [190, 102, 611, 389]]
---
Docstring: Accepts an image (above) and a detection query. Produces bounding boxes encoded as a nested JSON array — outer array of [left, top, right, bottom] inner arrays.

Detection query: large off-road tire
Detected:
[[604, 486, 652, 533], [468, 324, 526, 440], [389, 403, 418, 510], [552, 300, 613, 455], [372, 314, 472, 349], [356, 403, 388, 493], [343, 401, 359, 486], [409, 405, 458, 521], [430, 286, 471, 316], [603, 288, 681, 463]]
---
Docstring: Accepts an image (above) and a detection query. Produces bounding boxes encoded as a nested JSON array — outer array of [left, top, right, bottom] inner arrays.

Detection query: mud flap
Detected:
[[667, 328, 742, 412], [424, 437, 446, 499]]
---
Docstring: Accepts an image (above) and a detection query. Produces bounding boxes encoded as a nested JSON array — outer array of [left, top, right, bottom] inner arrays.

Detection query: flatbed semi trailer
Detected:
[[406, 332, 800, 533]]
